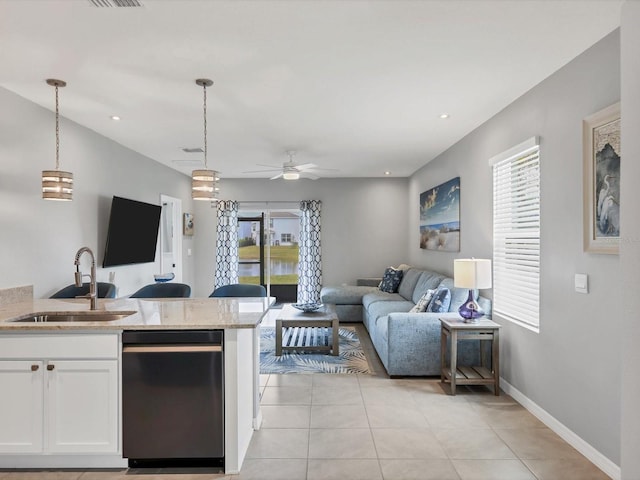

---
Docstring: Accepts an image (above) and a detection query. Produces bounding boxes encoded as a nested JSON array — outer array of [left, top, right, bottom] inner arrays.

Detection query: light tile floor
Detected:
[[0, 318, 611, 480]]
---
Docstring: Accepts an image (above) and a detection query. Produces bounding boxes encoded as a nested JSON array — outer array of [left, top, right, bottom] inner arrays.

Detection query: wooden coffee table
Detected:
[[275, 304, 339, 356]]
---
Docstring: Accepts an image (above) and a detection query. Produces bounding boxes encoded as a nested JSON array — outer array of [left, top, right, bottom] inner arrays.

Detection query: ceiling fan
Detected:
[[244, 151, 337, 180]]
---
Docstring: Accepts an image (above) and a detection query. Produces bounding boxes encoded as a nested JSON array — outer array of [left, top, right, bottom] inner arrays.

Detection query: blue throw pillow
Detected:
[[426, 287, 451, 313], [379, 267, 403, 293]]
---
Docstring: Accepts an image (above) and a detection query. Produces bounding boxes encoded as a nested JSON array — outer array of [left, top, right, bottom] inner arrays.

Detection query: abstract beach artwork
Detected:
[[420, 177, 460, 252]]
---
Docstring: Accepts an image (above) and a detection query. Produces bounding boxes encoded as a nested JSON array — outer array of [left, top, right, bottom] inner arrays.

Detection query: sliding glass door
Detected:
[[238, 208, 300, 303]]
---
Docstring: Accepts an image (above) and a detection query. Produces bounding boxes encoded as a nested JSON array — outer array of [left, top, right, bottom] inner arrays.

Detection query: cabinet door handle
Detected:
[[46, 364, 55, 371], [31, 364, 39, 372]]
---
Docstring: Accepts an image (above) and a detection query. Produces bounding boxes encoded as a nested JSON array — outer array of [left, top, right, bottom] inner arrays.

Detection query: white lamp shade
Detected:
[[454, 259, 492, 289]]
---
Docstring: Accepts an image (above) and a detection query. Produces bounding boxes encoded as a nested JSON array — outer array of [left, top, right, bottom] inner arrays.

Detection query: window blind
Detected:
[[492, 146, 540, 330]]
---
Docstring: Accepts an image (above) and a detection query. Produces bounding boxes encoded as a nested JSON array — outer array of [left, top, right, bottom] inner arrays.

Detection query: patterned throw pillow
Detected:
[[426, 287, 452, 313], [379, 267, 404, 293], [409, 289, 435, 313]]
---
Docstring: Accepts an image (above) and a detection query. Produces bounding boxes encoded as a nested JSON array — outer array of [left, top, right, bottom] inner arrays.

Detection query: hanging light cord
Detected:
[[55, 84, 60, 171], [202, 82, 208, 169]]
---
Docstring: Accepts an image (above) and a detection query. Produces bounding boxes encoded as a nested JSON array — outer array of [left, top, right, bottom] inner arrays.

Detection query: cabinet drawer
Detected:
[[0, 333, 119, 359]]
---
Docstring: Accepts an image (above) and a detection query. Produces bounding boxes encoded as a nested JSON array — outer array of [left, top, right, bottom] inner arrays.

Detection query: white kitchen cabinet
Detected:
[[0, 361, 44, 453], [0, 333, 119, 457], [48, 360, 118, 453]]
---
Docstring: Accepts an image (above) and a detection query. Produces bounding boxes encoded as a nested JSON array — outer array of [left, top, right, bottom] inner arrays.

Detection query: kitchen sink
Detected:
[[12, 311, 137, 323]]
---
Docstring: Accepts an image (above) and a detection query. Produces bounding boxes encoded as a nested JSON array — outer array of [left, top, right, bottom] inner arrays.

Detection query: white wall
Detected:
[[409, 31, 621, 466], [620, 2, 640, 478], [192, 178, 409, 298], [0, 87, 195, 298]]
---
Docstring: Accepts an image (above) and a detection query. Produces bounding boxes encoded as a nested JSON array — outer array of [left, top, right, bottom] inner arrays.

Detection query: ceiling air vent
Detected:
[[89, 0, 143, 7]]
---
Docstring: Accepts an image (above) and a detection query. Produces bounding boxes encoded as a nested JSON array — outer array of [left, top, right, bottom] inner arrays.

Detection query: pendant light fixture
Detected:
[[192, 78, 219, 201], [42, 79, 73, 201]]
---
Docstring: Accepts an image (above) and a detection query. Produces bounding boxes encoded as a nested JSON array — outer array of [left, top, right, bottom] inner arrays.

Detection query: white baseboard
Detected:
[[500, 377, 620, 480]]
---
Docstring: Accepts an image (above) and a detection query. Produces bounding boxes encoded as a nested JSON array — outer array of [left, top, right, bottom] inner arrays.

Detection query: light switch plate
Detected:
[[575, 273, 588, 294]]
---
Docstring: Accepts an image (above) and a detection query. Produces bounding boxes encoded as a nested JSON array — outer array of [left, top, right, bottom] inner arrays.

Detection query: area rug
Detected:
[[260, 326, 372, 374]]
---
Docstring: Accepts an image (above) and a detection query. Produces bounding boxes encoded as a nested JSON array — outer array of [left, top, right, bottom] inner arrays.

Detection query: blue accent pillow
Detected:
[[379, 267, 403, 293], [426, 287, 451, 313]]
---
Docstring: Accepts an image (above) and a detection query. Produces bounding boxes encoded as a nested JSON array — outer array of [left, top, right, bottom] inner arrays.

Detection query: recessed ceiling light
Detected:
[[384, 171, 391, 176], [110, 115, 120, 121], [439, 113, 450, 119]]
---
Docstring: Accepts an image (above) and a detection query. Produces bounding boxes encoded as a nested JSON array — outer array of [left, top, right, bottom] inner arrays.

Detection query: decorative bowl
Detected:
[[154, 273, 175, 283], [292, 303, 323, 313]]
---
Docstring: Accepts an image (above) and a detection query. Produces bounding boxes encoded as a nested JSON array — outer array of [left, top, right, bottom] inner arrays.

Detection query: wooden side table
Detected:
[[440, 317, 501, 395]]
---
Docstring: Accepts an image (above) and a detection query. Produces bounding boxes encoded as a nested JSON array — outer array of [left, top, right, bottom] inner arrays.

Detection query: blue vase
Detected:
[[458, 289, 484, 322]]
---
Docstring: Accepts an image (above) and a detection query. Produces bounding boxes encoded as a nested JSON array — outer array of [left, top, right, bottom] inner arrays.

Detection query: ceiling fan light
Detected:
[[283, 172, 300, 180]]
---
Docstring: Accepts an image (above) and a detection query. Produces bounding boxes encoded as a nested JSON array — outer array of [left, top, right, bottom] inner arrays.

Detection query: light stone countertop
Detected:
[[0, 297, 271, 331]]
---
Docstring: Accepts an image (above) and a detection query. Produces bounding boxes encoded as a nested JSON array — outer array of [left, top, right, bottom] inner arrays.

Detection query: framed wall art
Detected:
[[183, 212, 194, 236], [583, 102, 620, 254], [419, 176, 460, 252]]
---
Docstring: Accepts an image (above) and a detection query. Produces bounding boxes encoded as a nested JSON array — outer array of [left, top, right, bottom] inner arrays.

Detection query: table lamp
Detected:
[[454, 258, 492, 322]]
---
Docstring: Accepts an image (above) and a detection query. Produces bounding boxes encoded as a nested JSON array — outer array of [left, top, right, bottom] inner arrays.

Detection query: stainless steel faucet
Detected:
[[74, 247, 97, 310]]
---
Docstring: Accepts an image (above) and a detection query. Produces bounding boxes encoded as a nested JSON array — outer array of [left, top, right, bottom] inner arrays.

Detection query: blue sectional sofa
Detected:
[[320, 266, 491, 377]]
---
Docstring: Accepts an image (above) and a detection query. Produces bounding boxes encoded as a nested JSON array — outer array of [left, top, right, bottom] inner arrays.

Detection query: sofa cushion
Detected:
[[410, 289, 435, 313], [320, 285, 379, 305], [426, 287, 451, 313], [379, 267, 403, 293], [362, 291, 403, 310], [397, 268, 423, 301], [412, 271, 446, 304], [367, 299, 414, 323]]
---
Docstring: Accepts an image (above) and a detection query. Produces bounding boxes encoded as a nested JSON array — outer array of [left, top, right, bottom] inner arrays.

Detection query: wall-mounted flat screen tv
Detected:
[[102, 196, 162, 267]]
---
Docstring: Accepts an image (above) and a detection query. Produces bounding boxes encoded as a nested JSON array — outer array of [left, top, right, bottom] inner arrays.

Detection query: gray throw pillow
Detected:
[[426, 287, 452, 313], [379, 267, 403, 293]]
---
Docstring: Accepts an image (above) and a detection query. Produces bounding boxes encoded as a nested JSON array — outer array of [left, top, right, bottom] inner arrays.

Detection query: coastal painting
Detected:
[[420, 177, 460, 251]]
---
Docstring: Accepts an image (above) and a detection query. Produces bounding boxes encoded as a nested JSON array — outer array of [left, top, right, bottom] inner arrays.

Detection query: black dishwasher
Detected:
[[122, 330, 224, 468]]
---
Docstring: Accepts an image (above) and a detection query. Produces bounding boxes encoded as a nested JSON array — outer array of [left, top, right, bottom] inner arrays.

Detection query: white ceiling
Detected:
[[0, 0, 622, 179]]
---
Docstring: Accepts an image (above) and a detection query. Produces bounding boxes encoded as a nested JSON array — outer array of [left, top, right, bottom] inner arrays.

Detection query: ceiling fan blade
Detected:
[[256, 163, 283, 169], [295, 163, 317, 171], [243, 168, 281, 174], [270, 172, 284, 180], [301, 172, 320, 180]]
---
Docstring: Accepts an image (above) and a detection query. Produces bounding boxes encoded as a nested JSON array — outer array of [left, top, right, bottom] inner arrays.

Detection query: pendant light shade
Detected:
[[192, 78, 219, 201], [192, 169, 220, 200], [43, 79, 73, 201], [42, 170, 73, 200]]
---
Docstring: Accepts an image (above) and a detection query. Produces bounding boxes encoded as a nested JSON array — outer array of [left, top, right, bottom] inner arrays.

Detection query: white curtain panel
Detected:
[[214, 200, 240, 288], [298, 200, 322, 303]]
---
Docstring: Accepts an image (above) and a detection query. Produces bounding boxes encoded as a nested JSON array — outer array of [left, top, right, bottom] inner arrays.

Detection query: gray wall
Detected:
[[408, 31, 621, 465], [620, 2, 640, 478], [0, 87, 195, 298], [192, 178, 409, 298]]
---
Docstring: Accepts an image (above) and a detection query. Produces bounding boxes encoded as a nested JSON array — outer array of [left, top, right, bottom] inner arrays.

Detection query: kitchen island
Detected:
[[0, 296, 270, 474]]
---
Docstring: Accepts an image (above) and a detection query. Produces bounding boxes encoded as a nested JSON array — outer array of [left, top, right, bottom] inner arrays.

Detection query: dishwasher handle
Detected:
[[123, 345, 222, 353]]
